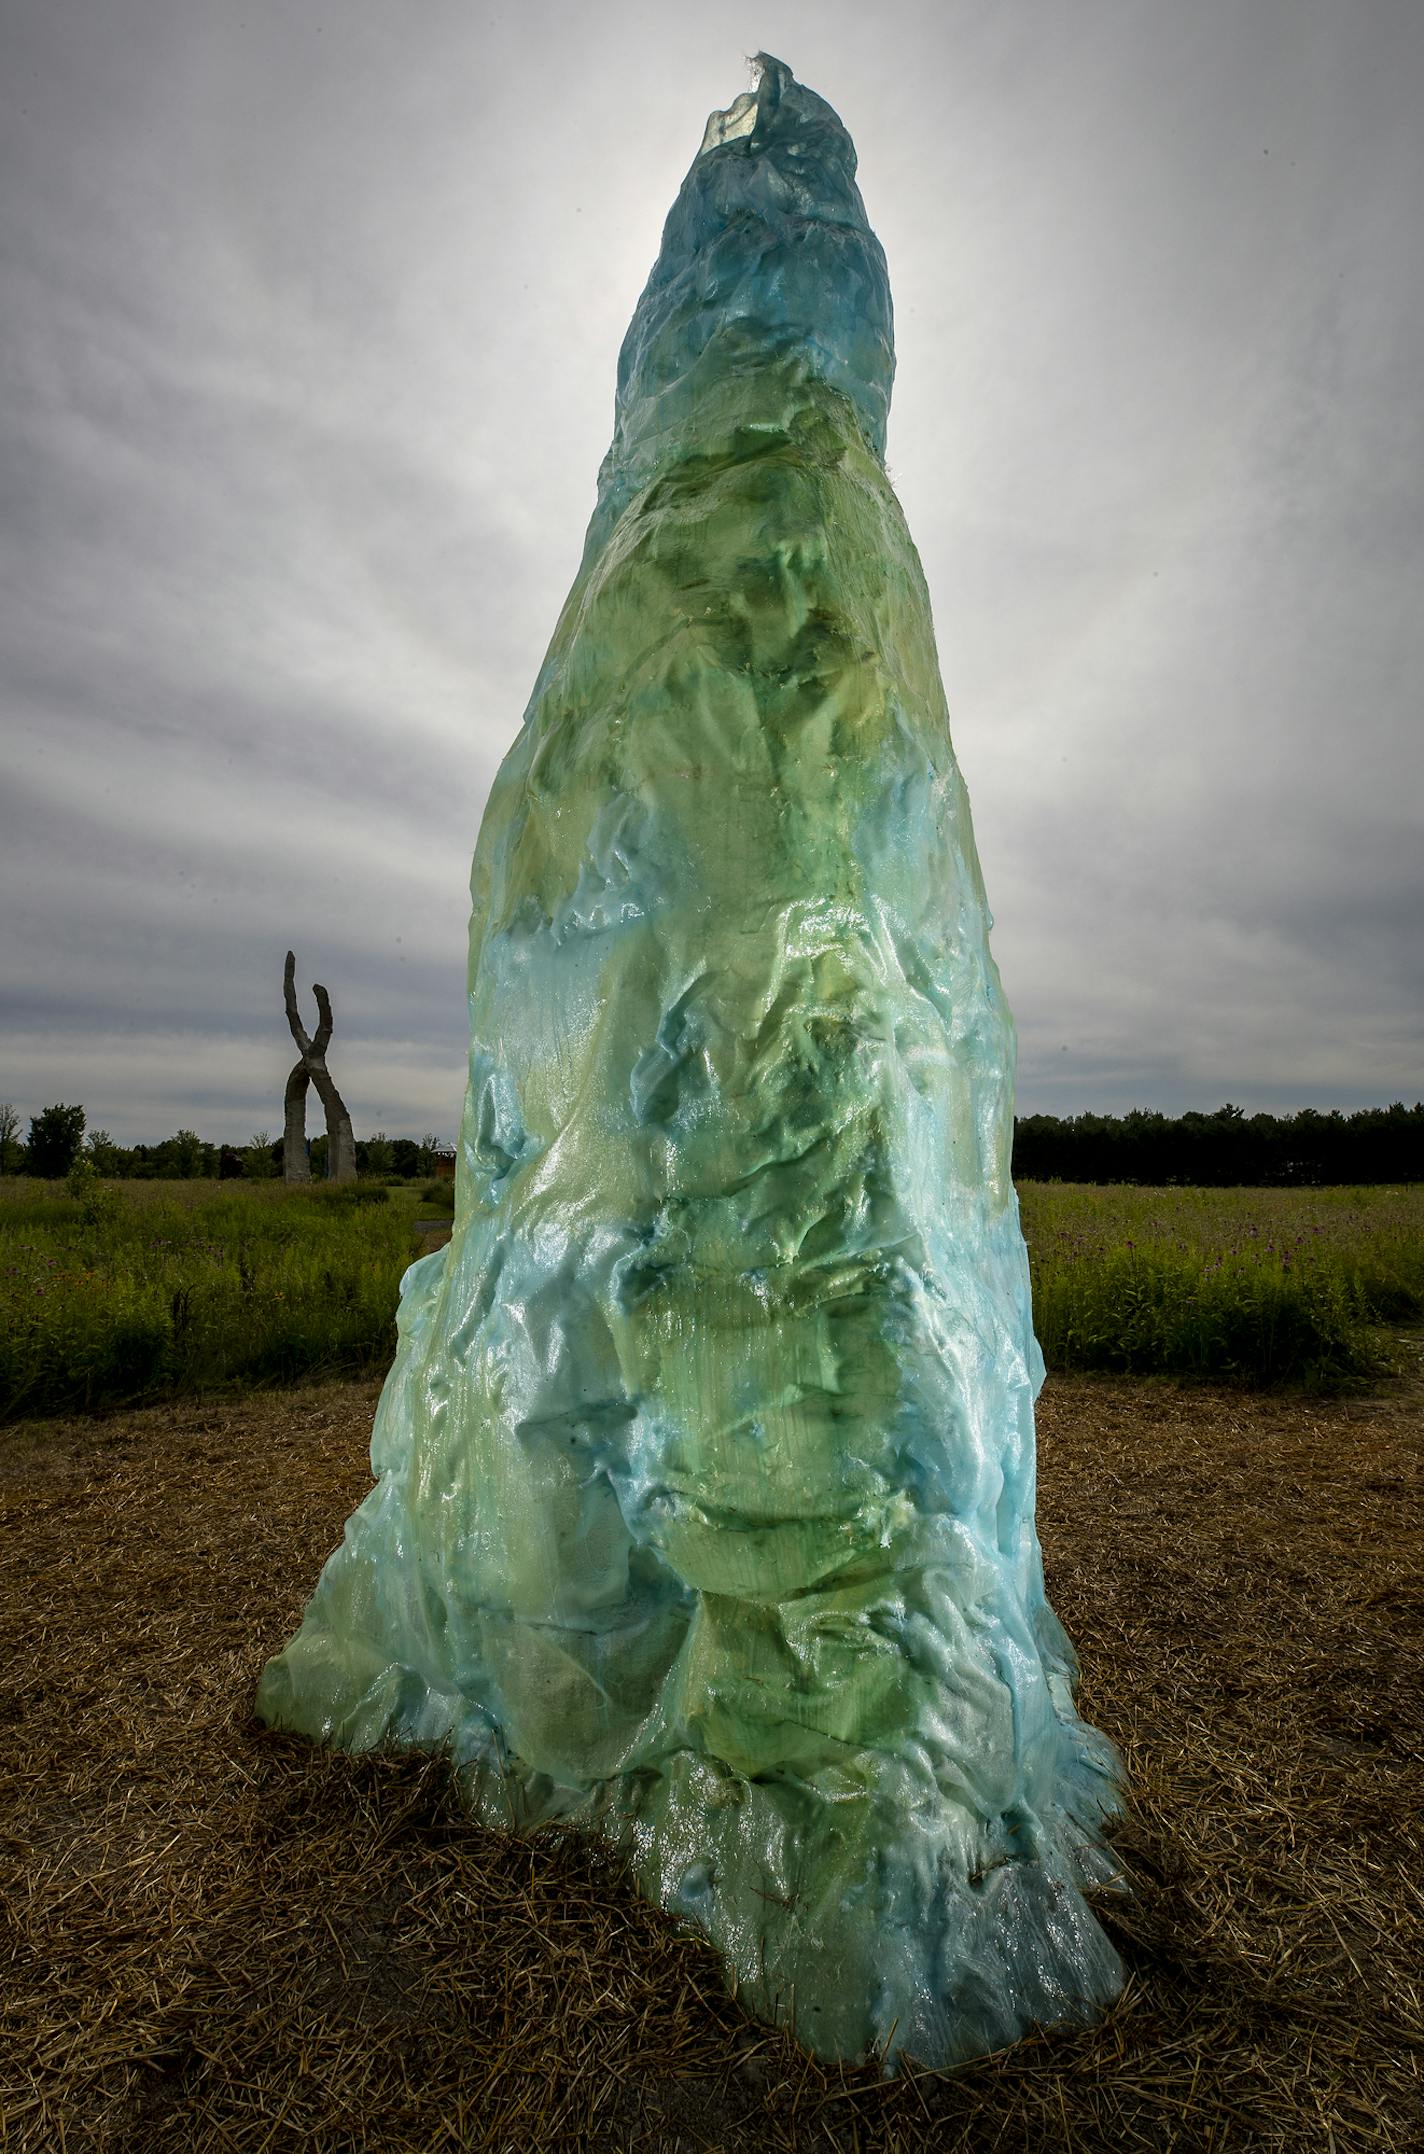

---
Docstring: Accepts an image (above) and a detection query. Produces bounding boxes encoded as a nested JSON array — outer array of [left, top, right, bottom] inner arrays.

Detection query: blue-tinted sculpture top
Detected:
[[257, 55, 1126, 2070], [587, 54, 893, 551]]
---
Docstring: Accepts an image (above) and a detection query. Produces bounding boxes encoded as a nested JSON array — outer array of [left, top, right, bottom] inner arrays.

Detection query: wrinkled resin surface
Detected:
[[256, 56, 1126, 2067]]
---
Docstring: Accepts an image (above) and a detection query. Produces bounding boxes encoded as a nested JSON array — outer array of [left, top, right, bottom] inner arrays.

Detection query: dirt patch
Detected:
[[2, 1365, 1421, 2151]]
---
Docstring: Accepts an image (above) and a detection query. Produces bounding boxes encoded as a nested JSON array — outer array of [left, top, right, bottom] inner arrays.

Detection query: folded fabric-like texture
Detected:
[[256, 54, 1127, 2069]]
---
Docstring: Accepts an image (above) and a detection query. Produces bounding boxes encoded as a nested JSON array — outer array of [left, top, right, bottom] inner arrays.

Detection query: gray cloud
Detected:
[[1, 0, 1420, 1143]]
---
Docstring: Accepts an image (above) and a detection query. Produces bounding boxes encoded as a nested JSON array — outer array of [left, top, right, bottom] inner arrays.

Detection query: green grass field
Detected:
[[1020, 1181, 1424, 1387], [1, 1177, 1420, 1419], [0, 1178, 430, 1421]]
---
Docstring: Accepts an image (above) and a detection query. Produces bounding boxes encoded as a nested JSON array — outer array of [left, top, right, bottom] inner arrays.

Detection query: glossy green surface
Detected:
[[257, 56, 1125, 2067]]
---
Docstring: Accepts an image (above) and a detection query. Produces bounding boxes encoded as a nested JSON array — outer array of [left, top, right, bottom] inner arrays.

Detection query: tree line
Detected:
[[5, 1098, 1422, 1188], [1011, 1102, 1424, 1185], [0, 1104, 450, 1183]]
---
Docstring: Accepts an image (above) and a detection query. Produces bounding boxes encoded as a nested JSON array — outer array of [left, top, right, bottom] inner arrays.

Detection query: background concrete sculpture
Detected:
[[258, 57, 1126, 2068], [281, 950, 356, 1185]]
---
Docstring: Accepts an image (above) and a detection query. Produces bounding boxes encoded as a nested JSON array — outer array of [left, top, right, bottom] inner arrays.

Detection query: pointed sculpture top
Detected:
[[584, 57, 895, 556]]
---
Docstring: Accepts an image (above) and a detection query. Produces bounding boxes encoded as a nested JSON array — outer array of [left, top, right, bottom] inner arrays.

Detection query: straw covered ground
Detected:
[[3, 1351, 1422, 2151]]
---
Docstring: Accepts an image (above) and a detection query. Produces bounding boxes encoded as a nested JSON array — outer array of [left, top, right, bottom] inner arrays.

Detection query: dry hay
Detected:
[[2, 1347, 1421, 2152]]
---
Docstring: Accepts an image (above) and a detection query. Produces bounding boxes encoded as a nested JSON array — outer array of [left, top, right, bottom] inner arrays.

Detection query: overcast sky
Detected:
[[2, 0, 1420, 1146]]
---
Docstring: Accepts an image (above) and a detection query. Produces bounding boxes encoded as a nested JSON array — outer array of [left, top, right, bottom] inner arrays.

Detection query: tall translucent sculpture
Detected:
[[257, 56, 1126, 2067]]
